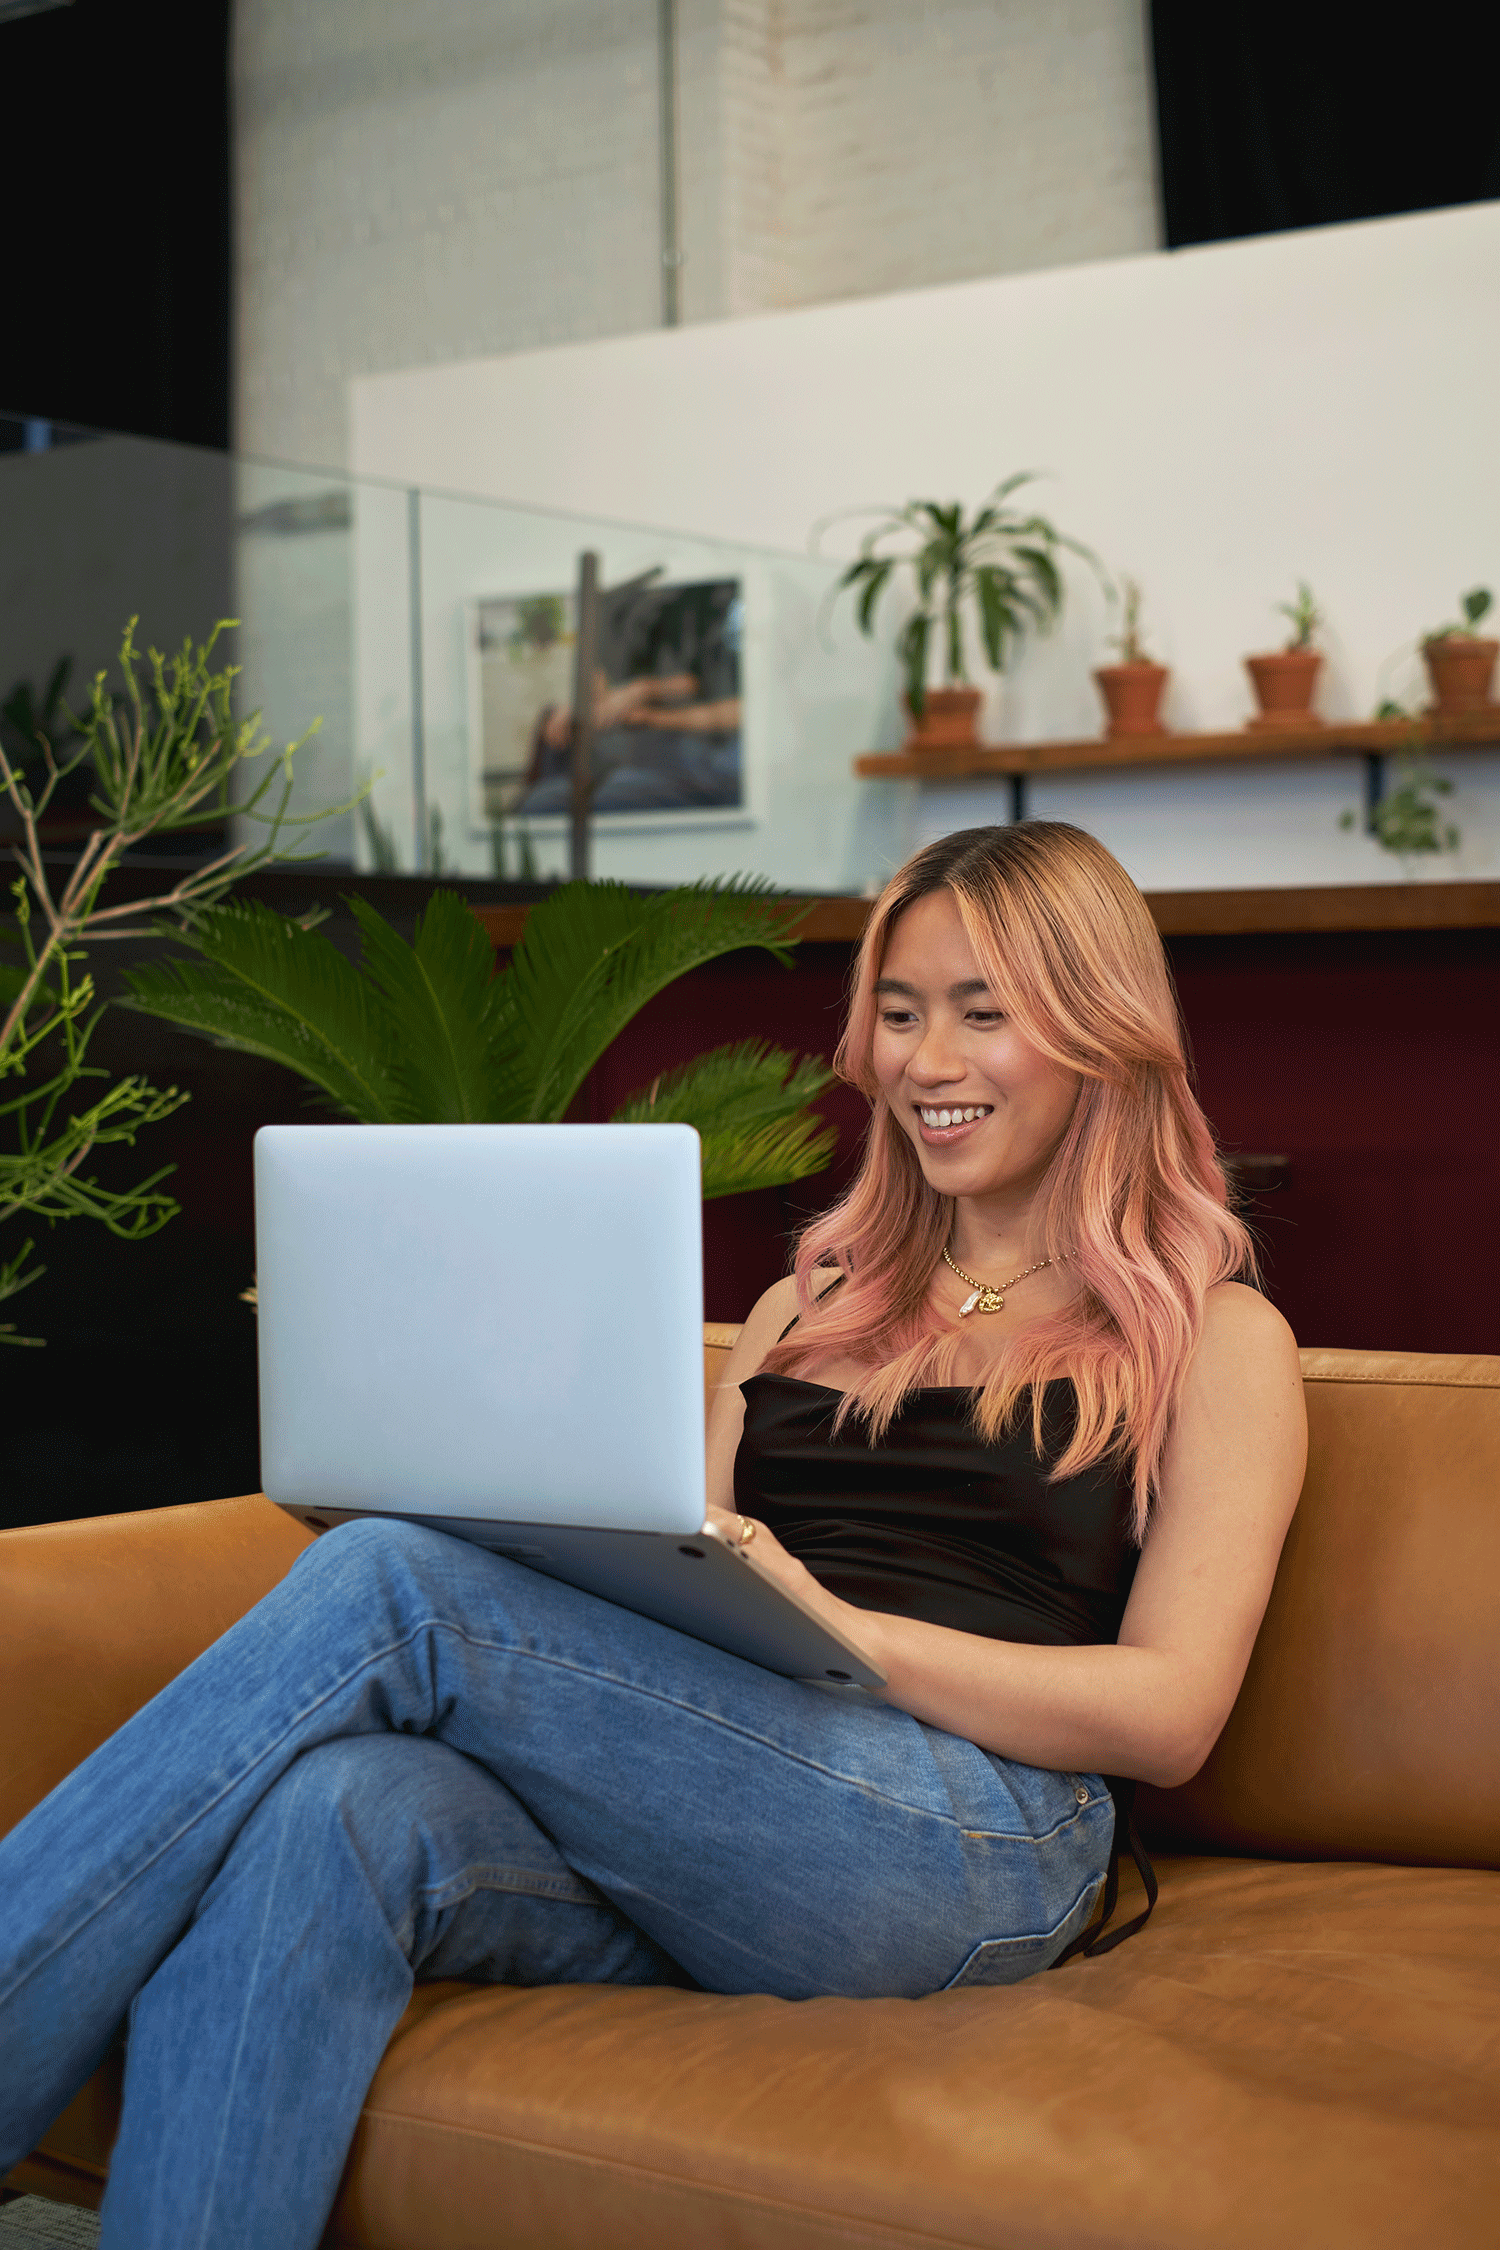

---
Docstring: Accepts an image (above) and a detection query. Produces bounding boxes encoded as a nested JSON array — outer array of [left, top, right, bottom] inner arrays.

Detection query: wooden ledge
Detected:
[[474, 882, 1500, 948], [471, 895, 872, 948], [854, 708, 1500, 782]]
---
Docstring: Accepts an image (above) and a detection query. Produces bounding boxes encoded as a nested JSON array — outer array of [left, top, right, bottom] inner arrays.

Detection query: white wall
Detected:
[[350, 200, 1500, 892], [234, 0, 1160, 473]]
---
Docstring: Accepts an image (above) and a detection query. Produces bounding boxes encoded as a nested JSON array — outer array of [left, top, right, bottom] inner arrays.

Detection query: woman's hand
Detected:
[[701, 1504, 855, 1635]]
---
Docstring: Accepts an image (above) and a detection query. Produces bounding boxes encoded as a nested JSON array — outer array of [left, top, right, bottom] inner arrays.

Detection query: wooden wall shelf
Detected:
[[474, 881, 1500, 950], [852, 707, 1500, 785]]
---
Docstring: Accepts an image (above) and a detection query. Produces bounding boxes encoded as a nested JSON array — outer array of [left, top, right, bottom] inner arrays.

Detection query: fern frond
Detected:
[[613, 1039, 834, 1133], [509, 880, 805, 1122], [699, 1115, 839, 1201], [614, 1039, 838, 1200], [120, 901, 401, 1121], [349, 891, 525, 1122]]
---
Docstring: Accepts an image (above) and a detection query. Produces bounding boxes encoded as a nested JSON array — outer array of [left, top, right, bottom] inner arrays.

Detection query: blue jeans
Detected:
[[0, 1517, 1113, 2249]]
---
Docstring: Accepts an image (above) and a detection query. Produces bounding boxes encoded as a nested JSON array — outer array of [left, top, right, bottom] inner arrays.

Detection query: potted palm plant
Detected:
[[1245, 581, 1322, 728], [1093, 577, 1168, 738], [120, 880, 839, 1204], [1421, 587, 1497, 714], [826, 474, 1096, 753]]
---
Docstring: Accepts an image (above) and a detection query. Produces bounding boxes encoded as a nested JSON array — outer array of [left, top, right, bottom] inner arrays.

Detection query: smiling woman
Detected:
[[707, 821, 1305, 1812]]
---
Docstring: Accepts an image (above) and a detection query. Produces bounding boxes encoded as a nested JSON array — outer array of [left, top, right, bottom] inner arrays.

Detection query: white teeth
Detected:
[[919, 1104, 990, 1129]]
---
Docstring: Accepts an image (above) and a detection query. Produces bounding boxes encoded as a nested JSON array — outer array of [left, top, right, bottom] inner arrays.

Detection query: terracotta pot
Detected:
[[1421, 636, 1498, 714], [1093, 663, 1168, 739], [1244, 648, 1322, 729], [901, 685, 983, 753]]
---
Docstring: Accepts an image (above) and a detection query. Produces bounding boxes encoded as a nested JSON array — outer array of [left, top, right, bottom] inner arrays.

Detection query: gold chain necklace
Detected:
[[941, 1244, 1063, 1318]]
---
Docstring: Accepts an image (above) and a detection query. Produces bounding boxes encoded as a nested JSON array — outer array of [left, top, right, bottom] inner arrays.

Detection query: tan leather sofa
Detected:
[[4, 1340, 1498, 2248]]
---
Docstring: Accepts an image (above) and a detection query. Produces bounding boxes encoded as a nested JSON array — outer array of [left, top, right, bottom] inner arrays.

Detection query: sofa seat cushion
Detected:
[[316, 1854, 1500, 2250]]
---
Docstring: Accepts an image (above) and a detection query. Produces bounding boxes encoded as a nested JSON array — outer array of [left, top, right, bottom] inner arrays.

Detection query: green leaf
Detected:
[[506, 881, 805, 1122], [855, 559, 895, 635], [974, 569, 1013, 672], [348, 890, 523, 1122], [897, 612, 931, 713], [120, 901, 402, 1121], [1012, 543, 1063, 613], [699, 1114, 839, 1201], [620, 1042, 840, 1201], [613, 1038, 834, 1134]]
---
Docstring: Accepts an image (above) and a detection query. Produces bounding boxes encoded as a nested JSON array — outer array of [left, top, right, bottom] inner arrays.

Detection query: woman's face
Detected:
[[871, 889, 1081, 1208]]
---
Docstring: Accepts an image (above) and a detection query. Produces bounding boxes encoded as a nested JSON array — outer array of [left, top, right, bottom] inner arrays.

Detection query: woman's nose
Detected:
[[909, 1029, 964, 1084]]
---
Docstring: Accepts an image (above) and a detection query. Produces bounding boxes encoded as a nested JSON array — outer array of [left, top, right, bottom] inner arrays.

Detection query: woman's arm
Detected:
[[705, 1280, 1306, 1789]]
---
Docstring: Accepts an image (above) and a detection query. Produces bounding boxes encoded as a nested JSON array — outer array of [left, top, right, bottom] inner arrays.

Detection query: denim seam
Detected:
[[415, 1865, 599, 1911], [420, 1624, 1103, 1843]]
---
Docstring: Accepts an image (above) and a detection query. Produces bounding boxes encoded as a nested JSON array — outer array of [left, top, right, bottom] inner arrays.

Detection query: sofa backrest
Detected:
[[707, 1332, 1500, 1872], [1139, 1349, 1500, 1869], [5, 1343, 1496, 1871]]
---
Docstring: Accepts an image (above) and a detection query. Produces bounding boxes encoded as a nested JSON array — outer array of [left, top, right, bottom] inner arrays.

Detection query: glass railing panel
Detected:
[[3, 413, 902, 896]]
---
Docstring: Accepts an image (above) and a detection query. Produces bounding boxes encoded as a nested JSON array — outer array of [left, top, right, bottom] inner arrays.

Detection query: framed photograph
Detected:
[[472, 573, 743, 827]]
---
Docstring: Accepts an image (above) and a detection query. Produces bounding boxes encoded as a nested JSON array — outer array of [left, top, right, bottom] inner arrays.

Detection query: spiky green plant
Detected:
[[121, 880, 839, 1200], [1277, 580, 1321, 652], [0, 618, 337, 1341]]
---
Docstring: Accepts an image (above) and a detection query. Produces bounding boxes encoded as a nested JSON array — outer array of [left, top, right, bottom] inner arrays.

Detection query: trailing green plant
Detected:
[[0, 617, 337, 1341], [820, 473, 1100, 716], [1424, 586, 1492, 642], [121, 879, 839, 1201], [1339, 728, 1459, 862], [1277, 581, 1321, 651]]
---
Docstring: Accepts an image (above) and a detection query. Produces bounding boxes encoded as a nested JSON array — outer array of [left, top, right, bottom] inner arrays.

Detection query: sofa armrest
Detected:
[[0, 1494, 312, 1843]]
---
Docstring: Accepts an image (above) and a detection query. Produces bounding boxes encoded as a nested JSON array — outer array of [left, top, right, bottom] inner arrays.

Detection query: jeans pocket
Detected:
[[938, 1871, 1107, 1991]]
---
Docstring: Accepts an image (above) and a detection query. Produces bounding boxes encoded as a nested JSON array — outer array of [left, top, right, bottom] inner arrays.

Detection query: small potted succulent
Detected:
[[1245, 581, 1322, 728], [1421, 588, 1497, 714], [826, 473, 1096, 752], [1093, 576, 1168, 738]]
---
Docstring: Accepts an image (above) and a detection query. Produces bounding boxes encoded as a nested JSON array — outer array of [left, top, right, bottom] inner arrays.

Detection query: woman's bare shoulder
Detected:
[[1201, 1279, 1298, 1352], [1188, 1282, 1303, 1407]]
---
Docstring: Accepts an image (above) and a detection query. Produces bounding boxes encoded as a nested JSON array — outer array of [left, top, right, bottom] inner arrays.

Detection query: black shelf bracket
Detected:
[[1362, 752, 1387, 832]]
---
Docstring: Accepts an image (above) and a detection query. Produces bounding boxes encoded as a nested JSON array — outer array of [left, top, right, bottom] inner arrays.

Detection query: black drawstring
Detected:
[[1049, 1778, 1159, 1967]]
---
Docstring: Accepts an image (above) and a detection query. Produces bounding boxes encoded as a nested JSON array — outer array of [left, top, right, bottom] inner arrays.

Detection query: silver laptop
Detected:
[[254, 1123, 883, 1689]]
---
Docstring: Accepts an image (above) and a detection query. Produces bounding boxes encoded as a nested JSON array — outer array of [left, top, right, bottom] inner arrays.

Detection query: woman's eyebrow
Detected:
[[873, 976, 994, 999]]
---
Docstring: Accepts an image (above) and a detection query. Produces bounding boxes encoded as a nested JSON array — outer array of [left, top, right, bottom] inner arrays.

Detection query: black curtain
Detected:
[[1151, 3, 1500, 249], [1, 0, 232, 447]]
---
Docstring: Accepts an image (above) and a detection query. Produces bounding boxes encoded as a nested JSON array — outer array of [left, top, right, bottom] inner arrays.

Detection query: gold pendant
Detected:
[[958, 1286, 1005, 1317]]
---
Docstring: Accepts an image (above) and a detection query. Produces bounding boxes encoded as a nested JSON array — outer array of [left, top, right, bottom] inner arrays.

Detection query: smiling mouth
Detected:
[[916, 1103, 992, 1133]]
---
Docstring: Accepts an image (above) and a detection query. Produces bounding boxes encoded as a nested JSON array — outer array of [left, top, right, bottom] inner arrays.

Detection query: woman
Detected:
[[0, 823, 1305, 2249]]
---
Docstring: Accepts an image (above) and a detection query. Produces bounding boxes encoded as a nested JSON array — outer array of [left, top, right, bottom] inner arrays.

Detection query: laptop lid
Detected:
[[255, 1123, 707, 1535]]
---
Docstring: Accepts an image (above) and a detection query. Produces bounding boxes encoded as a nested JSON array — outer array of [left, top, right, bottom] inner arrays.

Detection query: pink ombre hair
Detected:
[[763, 823, 1256, 1539]]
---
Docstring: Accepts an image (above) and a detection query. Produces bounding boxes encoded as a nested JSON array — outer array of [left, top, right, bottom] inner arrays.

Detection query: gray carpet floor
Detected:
[[0, 2201, 101, 2247]]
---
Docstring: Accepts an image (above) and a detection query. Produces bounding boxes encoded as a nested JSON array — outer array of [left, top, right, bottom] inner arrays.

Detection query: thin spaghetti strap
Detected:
[[775, 1271, 848, 1344]]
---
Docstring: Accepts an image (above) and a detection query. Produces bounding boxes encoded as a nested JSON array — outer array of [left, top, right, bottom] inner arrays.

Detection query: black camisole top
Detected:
[[734, 1373, 1140, 1650], [734, 1294, 1161, 1960]]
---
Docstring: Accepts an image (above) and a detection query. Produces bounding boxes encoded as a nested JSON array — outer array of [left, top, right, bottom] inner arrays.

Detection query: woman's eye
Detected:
[[880, 1009, 917, 1028], [967, 1010, 1005, 1027]]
